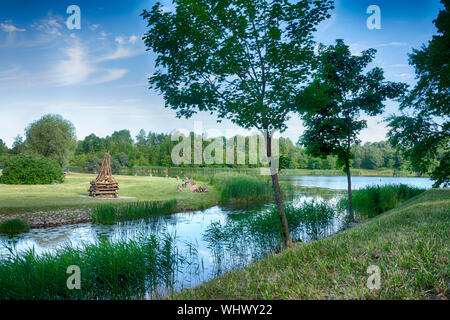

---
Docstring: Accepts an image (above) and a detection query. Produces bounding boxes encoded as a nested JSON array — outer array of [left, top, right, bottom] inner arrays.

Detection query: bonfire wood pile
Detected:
[[88, 152, 119, 198]]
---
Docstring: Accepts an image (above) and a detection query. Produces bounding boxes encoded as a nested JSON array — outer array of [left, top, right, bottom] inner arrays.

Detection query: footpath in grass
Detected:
[[172, 188, 449, 299]]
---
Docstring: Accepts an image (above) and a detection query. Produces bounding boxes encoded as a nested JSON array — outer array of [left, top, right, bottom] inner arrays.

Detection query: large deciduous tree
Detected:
[[142, 0, 334, 248], [25, 114, 77, 168], [297, 39, 406, 222], [387, 0, 449, 187]]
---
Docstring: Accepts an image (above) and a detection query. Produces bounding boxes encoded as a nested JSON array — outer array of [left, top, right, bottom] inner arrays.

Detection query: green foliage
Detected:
[[25, 114, 77, 168], [0, 154, 64, 185], [297, 39, 407, 221], [339, 184, 425, 218], [0, 139, 8, 155], [298, 39, 407, 169], [0, 233, 196, 299], [0, 219, 30, 235], [387, 1, 449, 188], [92, 200, 178, 224]]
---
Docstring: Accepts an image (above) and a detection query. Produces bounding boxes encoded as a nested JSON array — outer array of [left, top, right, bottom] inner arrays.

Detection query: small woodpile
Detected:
[[88, 152, 119, 198]]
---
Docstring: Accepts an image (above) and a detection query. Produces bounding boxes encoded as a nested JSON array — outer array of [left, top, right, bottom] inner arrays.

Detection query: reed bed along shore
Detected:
[[339, 184, 426, 219], [0, 232, 198, 300], [91, 200, 179, 224], [203, 200, 341, 273]]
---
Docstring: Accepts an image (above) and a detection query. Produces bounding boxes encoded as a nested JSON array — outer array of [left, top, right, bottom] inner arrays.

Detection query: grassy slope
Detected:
[[173, 189, 449, 299], [0, 173, 219, 215]]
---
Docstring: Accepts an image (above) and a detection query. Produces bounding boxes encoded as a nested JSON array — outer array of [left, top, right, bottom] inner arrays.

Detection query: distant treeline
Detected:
[[62, 130, 410, 173], [0, 130, 410, 172], [0, 129, 412, 173]]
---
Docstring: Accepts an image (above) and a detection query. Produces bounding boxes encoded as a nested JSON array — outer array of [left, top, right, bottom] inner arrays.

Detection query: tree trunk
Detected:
[[266, 134, 293, 248], [345, 157, 354, 223]]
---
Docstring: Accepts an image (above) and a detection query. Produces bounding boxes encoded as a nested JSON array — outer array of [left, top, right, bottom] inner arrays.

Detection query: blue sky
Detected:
[[0, 0, 444, 147]]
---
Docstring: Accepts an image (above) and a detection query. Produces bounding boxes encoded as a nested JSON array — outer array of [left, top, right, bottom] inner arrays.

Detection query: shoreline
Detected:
[[0, 201, 220, 229]]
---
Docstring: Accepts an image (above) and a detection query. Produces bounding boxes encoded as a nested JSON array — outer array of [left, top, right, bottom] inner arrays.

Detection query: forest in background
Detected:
[[0, 128, 411, 174]]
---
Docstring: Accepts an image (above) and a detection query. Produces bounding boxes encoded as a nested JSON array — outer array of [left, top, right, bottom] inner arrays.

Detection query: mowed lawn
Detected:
[[0, 173, 219, 215], [173, 188, 450, 299]]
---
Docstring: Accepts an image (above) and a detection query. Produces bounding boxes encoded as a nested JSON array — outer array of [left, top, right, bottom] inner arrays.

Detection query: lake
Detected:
[[0, 175, 433, 295]]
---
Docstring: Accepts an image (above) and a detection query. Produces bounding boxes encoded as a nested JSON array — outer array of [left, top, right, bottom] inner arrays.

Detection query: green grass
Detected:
[[172, 188, 450, 299], [0, 173, 219, 215], [208, 173, 294, 204], [0, 233, 197, 300], [0, 219, 30, 235], [92, 200, 179, 224], [340, 184, 426, 219]]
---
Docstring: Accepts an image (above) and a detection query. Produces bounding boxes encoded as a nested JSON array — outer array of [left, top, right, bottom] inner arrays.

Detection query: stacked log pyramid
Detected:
[[88, 152, 119, 198]]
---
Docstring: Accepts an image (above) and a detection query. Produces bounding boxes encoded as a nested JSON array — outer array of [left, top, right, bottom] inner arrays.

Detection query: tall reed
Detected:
[[0, 233, 197, 300], [91, 200, 178, 224], [339, 184, 426, 219], [209, 173, 294, 204], [203, 200, 339, 273]]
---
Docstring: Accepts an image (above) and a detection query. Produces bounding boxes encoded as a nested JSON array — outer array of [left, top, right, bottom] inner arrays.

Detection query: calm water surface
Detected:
[[0, 175, 433, 293]]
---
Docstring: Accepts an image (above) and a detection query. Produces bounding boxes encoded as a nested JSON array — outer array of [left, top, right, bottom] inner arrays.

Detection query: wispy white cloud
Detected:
[[377, 42, 409, 47], [396, 73, 414, 79], [0, 23, 26, 32], [89, 24, 100, 31], [31, 14, 65, 36], [95, 35, 144, 62]]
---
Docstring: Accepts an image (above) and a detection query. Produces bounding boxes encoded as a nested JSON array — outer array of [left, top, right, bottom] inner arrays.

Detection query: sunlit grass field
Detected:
[[0, 173, 219, 215], [173, 188, 450, 299]]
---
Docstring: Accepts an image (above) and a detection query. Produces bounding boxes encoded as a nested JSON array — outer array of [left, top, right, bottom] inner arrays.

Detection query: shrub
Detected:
[[0, 154, 64, 185], [0, 219, 30, 235]]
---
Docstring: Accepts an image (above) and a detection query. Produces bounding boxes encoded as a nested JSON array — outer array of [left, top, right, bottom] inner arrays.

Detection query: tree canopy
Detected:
[[297, 39, 406, 221], [387, 0, 449, 187], [25, 114, 77, 168]]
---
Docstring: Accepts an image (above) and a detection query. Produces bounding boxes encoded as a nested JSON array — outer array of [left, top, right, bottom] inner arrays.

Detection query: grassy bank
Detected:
[[173, 189, 449, 299], [0, 173, 219, 215]]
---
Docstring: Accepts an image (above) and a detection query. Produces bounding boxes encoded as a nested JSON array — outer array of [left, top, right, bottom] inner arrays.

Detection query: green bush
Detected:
[[0, 219, 30, 235], [0, 154, 64, 185]]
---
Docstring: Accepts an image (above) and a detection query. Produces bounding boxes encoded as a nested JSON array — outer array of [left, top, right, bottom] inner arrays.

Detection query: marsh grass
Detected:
[[0, 233, 197, 300], [339, 184, 426, 219], [0, 219, 30, 235], [208, 173, 294, 204], [91, 200, 178, 224], [203, 200, 339, 273]]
